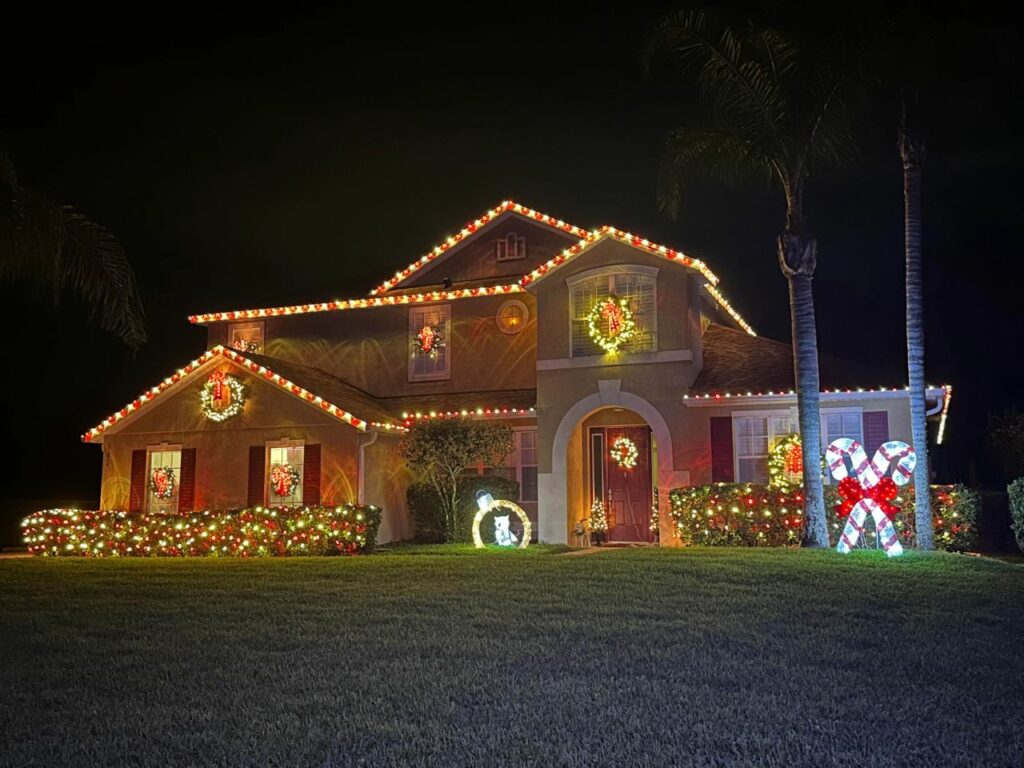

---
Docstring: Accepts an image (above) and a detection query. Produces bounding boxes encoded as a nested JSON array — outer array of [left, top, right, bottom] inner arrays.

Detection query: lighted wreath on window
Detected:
[[587, 296, 636, 353], [610, 436, 639, 469], [413, 324, 445, 359], [149, 466, 176, 500], [232, 338, 261, 354], [200, 372, 246, 422], [767, 434, 825, 493], [270, 463, 301, 498]]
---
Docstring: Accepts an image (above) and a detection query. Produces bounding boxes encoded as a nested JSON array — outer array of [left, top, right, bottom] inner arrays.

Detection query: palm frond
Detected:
[[59, 205, 147, 349], [657, 127, 774, 219], [798, 41, 870, 174], [649, 10, 796, 166]]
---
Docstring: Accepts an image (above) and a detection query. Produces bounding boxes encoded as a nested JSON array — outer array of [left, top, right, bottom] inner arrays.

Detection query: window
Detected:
[[732, 412, 798, 483], [492, 429, 538, 503], [146, 445, 182, 514], [496, 300, 528, 334], [229, 321, 264, 354], [568, 267, 657, 357], [409, 305, 451, 382], [267, 441, 304, 507], [518, 430, 538, 503], [496, 232, 526, 261]]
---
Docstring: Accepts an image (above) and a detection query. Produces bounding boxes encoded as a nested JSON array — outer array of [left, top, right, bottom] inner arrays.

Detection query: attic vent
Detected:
[[496, 233, 527, 262]]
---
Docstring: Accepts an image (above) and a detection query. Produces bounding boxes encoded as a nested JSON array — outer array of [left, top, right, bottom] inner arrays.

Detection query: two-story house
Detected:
[[83, 201, 952, 545]]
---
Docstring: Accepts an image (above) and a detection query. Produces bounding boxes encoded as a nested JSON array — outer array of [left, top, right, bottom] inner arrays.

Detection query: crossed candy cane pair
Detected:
[[825, 438, 916, 557]]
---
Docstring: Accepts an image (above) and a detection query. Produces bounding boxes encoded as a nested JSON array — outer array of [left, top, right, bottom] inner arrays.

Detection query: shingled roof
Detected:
[[691, 324, 888, 396]]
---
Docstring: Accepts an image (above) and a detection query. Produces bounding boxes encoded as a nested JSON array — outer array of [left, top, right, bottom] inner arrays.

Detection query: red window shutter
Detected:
[[247, 446, 266, 507], [129, 450, 147, 512], [863, 411, 889, 457], [178, 448, 197, 513], [710, 417, 735, 482], [303, 444, 322, 507]]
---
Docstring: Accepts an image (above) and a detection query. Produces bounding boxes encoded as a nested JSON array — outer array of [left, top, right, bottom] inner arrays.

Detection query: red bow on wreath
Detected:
[[601, 300, 624, 336], [834, 476, 901, 519], [209, 371, 226, 402]]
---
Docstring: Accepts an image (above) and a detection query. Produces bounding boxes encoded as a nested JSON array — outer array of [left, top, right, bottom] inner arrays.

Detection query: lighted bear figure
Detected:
[[493, 514, 519, 547]]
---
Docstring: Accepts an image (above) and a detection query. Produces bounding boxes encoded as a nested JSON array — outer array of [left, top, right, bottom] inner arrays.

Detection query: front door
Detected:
[[599, 426, 653, 543]]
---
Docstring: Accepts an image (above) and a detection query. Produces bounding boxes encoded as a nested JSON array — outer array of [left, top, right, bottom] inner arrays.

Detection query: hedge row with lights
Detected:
[[668, 482, 977, 551], [21, 504, 382, 557]]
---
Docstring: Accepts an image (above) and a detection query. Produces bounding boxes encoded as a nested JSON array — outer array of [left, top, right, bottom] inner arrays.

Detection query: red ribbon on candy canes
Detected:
[[826, 438, 916, 557]]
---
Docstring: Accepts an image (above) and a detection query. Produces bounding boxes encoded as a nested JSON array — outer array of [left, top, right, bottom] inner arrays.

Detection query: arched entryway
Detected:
[[541, 381, 677, 545]]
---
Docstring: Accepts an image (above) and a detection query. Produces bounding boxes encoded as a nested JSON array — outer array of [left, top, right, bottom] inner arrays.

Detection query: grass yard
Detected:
[[1, 548, 1022, 767]]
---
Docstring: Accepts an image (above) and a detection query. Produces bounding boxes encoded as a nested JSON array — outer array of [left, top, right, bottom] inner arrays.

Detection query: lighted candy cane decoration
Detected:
[[826, 438, 916, 557]]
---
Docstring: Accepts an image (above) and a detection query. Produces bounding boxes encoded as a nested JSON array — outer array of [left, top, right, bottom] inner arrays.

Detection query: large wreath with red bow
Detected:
[[270, 463, 302, 498], [200, 372, 246, 422], [413, 324, 445, 359], [587, 296, 636, 353], [149, 466, 176, 500]]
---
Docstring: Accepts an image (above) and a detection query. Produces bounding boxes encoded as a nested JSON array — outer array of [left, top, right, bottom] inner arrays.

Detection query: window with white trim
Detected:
[[569, 269, 656, 357], [822, 411, 864, 448], [496, 232, 527, 261], [491, 429, 538, 503], [146, 446, 182, 514], [229, 321, 264, 354], [267, 441, 304, 507], [408, 304, 451, 382], [732, 412, 798, 483]]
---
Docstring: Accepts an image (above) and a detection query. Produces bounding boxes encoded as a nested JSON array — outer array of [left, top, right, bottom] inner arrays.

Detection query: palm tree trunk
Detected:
[[901, 120, 933, 549], [779, 229, 829, 548]]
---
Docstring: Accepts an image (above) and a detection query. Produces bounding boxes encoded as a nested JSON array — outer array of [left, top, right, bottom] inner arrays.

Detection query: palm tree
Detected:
[[648, 11, 866, 547], [900, 101, 933, 549], [0, 149, 146, 349]]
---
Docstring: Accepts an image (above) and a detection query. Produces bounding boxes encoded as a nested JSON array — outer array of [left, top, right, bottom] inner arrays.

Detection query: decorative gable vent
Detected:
[[496, 233, 527, 262]]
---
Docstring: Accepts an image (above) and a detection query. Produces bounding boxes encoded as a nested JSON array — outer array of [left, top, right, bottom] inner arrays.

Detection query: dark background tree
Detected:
[[1, 2, 1021, 543]]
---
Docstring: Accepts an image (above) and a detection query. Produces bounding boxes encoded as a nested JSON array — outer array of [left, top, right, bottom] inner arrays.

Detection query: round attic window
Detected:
[[496, 300, 529, 334]]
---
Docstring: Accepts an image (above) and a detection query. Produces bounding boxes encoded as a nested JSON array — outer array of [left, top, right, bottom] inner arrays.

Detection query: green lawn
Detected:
[[1, 549, 1022, 767]]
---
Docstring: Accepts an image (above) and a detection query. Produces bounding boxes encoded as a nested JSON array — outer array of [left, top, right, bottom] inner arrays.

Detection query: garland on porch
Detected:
[[149, 467, 176, 500], [200, 372, 246, 422], [610, 436, 639, 469], [587, 295, 635, 353], [270, 464, 302, 498]]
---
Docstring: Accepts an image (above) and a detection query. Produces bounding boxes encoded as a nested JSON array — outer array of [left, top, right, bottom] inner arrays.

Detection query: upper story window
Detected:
[[146, 445, 182, 514], [409, 304, 451, 382], [267, 440, 304, 507], [568, 266, 657, 357], [229, 321, 264, 354], [496, 232, 527, 262], [496, 300, 529, 335]]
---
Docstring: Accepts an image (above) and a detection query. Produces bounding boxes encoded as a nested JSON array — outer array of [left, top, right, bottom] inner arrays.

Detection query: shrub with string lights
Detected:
[[21, 504, 382, 557]]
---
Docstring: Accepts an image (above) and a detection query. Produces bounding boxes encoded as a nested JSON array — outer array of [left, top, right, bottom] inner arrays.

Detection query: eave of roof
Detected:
[[189, 215, 755, 335], [82, 346, 405, 443]]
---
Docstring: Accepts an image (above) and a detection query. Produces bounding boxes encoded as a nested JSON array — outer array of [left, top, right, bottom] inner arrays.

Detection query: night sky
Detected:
[[3, 3, 1022, 516]]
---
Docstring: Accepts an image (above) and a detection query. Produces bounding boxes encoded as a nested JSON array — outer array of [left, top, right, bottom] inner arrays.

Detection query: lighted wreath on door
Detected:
[[610, 436, 640, 469]]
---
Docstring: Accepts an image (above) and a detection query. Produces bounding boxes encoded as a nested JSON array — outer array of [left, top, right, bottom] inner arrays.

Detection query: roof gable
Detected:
[[83, 346, 404, 443], [370, 200, 589, 295]]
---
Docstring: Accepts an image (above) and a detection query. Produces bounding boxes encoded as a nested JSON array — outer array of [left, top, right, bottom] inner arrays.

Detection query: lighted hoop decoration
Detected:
[[587, 296, 636, 353], [610, 436, 639, 469], [149, 467, 176, 500], [270, 463, 302, 498], [200, 372, 246, 422], [827, 438, 916, 558], [414, 324, 445, 359], [472, 493, 531, 549]]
